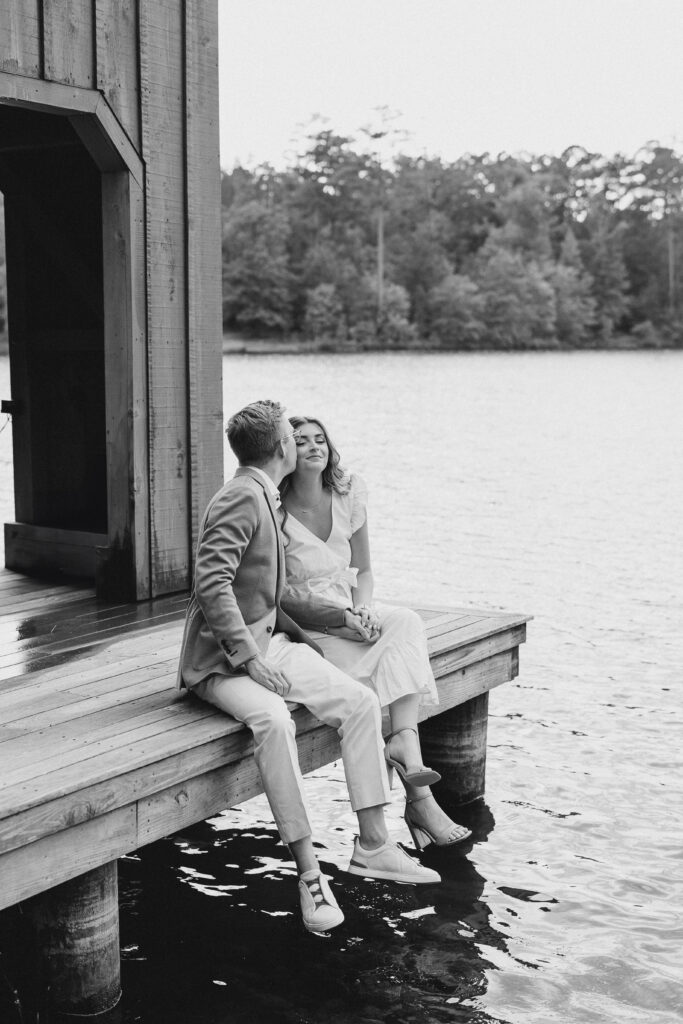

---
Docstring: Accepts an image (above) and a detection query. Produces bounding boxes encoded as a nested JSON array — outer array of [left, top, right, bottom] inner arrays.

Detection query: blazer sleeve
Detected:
[[194, 485, 262, 669], [279, 588, 349, 631]]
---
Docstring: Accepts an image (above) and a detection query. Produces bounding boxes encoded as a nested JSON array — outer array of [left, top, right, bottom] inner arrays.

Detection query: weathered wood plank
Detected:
[[139, 0, 191, 596], [0, 728, 244, 856], [43, 0, 95, 87], [0, 0, 41, 77], [0, 594, 174, 648], [4, 524, 108, 581], [0, 635, 179, 700], [95, 0, 141, 151], [0, 673, 173, 734], [0, 660, 177, 722], [0, 609, 183, 672], [184, 0, 224, 564], [430, 625, 526, 678], [0, 805, 136, 910], [0, 690, 187, 766], [2, 701, 219, 788], [0, 712, 240, 818]]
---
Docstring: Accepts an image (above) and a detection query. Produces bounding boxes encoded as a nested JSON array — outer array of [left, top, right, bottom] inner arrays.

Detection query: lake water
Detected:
[[1, 350, 682, 1024]]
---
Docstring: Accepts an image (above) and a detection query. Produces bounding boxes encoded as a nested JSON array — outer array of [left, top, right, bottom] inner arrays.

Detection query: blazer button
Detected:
[[266, 626, 273, 633]]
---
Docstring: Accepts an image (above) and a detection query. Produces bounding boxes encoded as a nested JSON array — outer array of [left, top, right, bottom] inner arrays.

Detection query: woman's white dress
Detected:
[[282, 475, 438, 708]]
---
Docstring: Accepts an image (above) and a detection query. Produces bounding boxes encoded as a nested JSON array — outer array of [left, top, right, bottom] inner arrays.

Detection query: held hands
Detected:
[[245, 654, 291, 696], [328, 606, 380, 644], [354, 603, 380, 635]]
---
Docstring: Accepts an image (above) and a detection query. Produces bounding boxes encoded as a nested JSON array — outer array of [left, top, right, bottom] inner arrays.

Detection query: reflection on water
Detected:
[[1, 351, 682, 1023], [118, 783, 499, 1024]]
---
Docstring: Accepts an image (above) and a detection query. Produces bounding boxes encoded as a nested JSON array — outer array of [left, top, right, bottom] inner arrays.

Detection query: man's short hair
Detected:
[[226, 400, 285, 466]]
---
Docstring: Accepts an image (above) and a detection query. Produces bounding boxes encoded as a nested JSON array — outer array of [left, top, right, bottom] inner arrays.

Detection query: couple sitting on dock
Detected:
[[177, 400, 471, 933]]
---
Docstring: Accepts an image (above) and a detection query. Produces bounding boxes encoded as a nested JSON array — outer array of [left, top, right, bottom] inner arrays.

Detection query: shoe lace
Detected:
[[305, 876, 326, 908]]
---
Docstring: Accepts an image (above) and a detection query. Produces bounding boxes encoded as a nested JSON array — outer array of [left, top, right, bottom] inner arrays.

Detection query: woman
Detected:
[[279, 416, 471, 849]]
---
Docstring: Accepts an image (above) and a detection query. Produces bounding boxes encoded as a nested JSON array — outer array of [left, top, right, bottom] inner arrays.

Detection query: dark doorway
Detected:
[[0, 105, 107, 573]]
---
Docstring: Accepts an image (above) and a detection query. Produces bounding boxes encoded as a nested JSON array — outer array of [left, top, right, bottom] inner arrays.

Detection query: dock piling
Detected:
[[419, 692, 489, 806], [25, 862, 121, 1017]]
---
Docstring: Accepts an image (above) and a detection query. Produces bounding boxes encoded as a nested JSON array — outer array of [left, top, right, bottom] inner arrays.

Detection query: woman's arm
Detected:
[[349, 518, 374, 607], [349, 519, 380, 637]]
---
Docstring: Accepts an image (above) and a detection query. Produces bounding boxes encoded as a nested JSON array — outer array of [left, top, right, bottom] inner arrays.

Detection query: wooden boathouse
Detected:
[[0, 3, 531, 1019], [0, 0, 223, 601]]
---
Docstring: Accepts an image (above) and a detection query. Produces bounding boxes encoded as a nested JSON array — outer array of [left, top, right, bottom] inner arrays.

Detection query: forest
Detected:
[[1, 134, 682, 351], [220, 132, 683, 350]]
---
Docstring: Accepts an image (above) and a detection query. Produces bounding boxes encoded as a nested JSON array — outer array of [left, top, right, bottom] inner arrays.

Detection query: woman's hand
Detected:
[[327, 609, 379, 643], [353, 603, 380, 637]]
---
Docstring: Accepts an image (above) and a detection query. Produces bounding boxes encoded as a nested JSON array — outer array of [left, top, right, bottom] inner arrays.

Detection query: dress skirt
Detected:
[[309, 603, 439, 709]]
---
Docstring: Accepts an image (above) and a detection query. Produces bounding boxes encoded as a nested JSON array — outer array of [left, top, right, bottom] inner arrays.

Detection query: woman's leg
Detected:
[[385, 693, 424, 772], [385, 694, 472, 847]]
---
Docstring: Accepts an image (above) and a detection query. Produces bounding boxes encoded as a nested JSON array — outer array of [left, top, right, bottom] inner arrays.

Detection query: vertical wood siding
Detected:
[[184, 0, 223, 563], [101, 172, 150, 598], [43, 0, 95, 87], [140, 0, 191, 594], [0, 1, 41, 77], [94, 0, 141, 151]]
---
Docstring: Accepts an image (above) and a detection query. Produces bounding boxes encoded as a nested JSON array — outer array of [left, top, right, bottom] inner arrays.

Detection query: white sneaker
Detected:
[[298, 870, 345, 932], [347, 838, 441, 884]]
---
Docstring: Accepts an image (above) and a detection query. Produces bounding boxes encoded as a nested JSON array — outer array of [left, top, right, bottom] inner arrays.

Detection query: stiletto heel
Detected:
[[404, 794, 473, 850], [384, 727, 441, 788], [405, 817, 432, 851]]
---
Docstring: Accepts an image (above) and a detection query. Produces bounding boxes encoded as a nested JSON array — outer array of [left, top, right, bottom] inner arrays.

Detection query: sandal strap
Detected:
[[384, 727, 418, 742]]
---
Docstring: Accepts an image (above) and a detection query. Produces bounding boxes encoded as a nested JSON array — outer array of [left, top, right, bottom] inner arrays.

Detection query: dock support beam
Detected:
[[26, 862, 121, 1017], [419, 692, 489, 806]]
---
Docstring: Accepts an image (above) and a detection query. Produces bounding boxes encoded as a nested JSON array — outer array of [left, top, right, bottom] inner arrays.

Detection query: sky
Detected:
[[218, 0, 683, 170]]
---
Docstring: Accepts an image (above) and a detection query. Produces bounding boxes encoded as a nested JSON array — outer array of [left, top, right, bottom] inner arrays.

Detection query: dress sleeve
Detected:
[[349, 473, 369, 534]]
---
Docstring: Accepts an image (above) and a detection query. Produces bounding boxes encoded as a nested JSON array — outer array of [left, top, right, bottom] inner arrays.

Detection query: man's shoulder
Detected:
[[205, 475, 263, 519]]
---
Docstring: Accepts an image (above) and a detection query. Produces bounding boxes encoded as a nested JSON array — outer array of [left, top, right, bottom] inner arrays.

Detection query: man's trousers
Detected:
[[193, 632, 391, 844]]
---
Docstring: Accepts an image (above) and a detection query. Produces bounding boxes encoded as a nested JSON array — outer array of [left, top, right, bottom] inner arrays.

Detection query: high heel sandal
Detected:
[[384, 727, 442, 788], [404, 793, 473, 850]]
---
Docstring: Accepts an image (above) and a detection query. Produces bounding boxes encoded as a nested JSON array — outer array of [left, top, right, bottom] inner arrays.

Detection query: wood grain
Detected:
[[0, 570, 530, 911]]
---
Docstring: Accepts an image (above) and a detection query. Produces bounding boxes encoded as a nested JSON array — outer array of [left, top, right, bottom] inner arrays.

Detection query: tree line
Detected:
[[221, 132, 683, 350]]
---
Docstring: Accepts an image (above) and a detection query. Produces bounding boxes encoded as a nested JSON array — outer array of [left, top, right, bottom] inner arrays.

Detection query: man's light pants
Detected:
[[193, 632, 391, 844]]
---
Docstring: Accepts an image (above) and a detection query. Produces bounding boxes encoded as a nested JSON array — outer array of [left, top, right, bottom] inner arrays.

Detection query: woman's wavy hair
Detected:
[[279, 416, 351, 501]]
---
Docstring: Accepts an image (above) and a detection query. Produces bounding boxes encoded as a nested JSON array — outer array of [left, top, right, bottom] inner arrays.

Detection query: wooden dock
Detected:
[[0, 566, 529, 1013]]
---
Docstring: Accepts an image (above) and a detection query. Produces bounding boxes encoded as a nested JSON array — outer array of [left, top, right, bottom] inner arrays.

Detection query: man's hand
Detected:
[[245, 654, 291, 696]]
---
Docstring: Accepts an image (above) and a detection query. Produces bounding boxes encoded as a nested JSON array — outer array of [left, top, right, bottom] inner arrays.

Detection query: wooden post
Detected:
[[25, 862, 121, 1017], [419, 692, 489, 806]]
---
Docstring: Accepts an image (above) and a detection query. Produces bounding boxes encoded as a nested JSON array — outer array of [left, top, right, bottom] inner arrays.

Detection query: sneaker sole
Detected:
[[303, 909, 345, 933], [347, 863, 440, 885]]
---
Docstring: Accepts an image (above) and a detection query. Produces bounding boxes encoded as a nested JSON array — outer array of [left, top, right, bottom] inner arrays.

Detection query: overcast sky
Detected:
[[218, 0, 683, 169]]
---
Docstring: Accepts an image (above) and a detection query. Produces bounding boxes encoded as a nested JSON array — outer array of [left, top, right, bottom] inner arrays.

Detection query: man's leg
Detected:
[[271, 638, 439, 884], [193, 662, 344, 931], [269, 636, 390, 816], [193, 669, 311, 845]]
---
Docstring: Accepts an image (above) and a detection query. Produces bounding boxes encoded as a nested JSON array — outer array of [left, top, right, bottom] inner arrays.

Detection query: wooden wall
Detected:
[[0, 0, 224, 598]]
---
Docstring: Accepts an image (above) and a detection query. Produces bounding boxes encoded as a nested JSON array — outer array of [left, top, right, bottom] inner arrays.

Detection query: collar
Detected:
[[244, 465, 281, 506]]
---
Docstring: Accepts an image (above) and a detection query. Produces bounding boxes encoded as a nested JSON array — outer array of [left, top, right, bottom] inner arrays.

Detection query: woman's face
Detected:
[[294, 421, 329, 474]]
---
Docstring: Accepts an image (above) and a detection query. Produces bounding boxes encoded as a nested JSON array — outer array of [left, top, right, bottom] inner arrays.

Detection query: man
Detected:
[[177, 400, 439, 933]]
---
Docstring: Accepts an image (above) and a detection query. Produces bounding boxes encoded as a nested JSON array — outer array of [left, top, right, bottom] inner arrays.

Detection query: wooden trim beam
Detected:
[[0, 71, 143, 186]]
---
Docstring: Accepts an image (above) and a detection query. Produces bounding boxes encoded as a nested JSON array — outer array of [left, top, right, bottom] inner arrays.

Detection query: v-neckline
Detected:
[[289, 495, 335, 545]]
